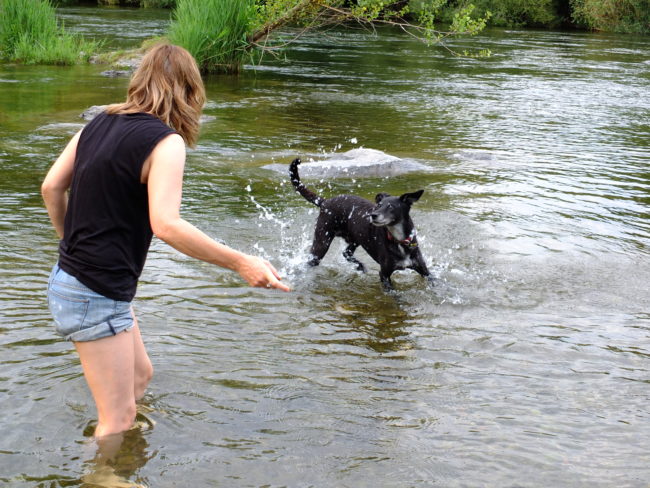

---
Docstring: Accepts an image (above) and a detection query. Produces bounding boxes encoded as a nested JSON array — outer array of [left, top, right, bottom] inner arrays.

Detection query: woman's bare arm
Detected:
[[41, 130, 82, 238], [146, 134, 290, 291]]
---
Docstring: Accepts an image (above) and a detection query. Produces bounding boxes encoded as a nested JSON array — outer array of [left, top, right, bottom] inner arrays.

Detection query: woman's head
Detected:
[[107, 43, 206, 147]]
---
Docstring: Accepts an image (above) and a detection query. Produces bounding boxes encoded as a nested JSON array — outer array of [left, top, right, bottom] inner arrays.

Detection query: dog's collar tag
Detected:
[[403, 237, 419, 248], [387, 230, 418, 248]]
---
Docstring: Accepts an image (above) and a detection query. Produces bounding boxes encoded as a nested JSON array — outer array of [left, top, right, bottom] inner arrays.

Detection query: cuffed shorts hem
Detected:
[[65, 316, 134, 342], [47, 263, 134, 342]]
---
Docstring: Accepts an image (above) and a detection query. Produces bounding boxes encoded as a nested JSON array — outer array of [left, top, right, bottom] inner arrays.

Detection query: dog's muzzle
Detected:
[[370, 214, 388, 226]]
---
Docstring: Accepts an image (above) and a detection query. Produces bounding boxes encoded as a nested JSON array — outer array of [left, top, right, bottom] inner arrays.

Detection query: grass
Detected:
[[167, 0, 257, 74], [0, 0, 101, 65], [571, 0, 650, 33]]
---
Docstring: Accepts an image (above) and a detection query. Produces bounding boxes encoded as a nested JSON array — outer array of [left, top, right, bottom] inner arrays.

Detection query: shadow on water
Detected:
[[295, 273, 419, 354]]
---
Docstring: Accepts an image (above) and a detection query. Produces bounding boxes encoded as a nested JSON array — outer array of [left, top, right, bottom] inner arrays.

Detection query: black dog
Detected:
[[289, 158, 434, 290]]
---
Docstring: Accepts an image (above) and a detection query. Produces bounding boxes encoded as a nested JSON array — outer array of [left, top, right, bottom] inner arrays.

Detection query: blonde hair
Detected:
[[106, 43, 206, 147]]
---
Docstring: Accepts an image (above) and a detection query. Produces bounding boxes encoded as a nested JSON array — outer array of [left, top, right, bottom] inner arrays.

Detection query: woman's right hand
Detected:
[[234, 254, 291, 292], [147, 134, 290, 292]]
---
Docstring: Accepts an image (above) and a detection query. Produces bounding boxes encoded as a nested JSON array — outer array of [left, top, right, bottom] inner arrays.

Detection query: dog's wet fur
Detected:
[[289, 158, 434, 290]]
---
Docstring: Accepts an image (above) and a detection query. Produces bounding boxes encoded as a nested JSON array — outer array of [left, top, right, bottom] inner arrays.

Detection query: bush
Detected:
[[141, 0, 176, 6], [0, 0, 100, 64], [570, 0, 650, 33], [167, 0, 256, 73], [441, 0, 562, 28]]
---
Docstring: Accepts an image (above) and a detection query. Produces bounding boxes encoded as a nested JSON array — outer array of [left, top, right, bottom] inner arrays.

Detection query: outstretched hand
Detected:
[[235, 254, 291, 292]]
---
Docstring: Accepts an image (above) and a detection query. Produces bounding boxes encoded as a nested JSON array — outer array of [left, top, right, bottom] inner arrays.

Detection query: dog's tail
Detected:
[[289, 158, 323, 207]]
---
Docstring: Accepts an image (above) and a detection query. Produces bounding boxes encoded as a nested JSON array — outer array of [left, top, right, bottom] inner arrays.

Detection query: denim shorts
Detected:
[[47, 263, 134, 342]]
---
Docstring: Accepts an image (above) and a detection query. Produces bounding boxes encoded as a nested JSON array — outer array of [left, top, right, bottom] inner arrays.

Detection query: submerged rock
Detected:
[[263, 148, 430, 178], [100, 69, 132, 78], [80, 105, 107, 121]]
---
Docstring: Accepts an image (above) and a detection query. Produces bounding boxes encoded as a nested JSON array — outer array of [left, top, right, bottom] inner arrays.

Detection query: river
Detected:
[[1, 5, 649, 487]]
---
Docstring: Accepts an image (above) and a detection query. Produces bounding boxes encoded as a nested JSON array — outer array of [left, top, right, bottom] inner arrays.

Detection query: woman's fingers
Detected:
[[262, 261, 291, 291], [267, 276, 291, 292], [264, 259, 282, 280], [238, 255, 291, 291]]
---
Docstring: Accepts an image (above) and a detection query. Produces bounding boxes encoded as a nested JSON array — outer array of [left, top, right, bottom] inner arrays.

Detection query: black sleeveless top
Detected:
[[58, 111, 176, 301]]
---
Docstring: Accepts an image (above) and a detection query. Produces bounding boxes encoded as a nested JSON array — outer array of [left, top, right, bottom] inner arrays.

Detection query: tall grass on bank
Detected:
[[0, 0, 100, 64], [167, 0, 256, 74], [571, 0, 650, 33]]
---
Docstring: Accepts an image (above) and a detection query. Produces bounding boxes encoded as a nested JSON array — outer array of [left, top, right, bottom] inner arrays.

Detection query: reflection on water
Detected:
[[1, 6, 649, 487], [80, 427, 152, 488]]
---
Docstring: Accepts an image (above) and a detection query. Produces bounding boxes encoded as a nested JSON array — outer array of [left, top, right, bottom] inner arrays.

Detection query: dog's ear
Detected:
[[375, 192, 390, 204], [399, 189, 424, 206]]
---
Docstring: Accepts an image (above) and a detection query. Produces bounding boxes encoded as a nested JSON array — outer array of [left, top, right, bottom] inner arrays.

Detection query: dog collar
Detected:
[[387, 230, 418, 248]]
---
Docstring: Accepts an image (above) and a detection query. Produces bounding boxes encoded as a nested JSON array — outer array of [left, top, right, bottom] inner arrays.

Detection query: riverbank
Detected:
[[59, 0, 650, 34]]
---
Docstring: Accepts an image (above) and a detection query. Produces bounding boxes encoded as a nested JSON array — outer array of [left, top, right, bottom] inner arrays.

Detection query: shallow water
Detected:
[[1, 6, 650, 487]]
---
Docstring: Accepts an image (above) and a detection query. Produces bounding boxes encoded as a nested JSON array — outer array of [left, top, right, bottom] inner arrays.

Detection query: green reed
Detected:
[[167, 0, 256, 74], [0, 0, 101, 64]]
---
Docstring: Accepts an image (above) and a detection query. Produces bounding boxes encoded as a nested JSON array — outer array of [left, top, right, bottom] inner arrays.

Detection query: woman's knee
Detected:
[[139, 357, 153, 381], [134, 361, 153, 399], [145, 361, 154, 384]]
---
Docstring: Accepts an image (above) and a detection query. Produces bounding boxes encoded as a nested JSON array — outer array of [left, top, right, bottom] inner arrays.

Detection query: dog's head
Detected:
[[370, 190, 424, 227]]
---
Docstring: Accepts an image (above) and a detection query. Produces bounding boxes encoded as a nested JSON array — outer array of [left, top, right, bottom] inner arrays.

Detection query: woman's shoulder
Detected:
[[127, 112, 177, 133]]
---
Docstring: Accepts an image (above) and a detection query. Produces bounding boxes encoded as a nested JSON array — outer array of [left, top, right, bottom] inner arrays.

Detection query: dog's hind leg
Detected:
[[307, 212, 338, 266], [307, 233, 334, 267], [342, 243, 366, 272], [308, 241, 331, 266]]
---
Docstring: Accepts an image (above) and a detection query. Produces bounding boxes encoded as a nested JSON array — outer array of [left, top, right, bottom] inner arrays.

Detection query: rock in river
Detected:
[[263, 148, 430, 178]]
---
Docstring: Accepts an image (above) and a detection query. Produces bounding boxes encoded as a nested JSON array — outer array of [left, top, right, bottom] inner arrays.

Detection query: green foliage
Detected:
[[253, 0, 322, 32], [168, 0, 256, 73], [97, 0, 137, 5], [0, 0, 100, 64], [167, 0, 490, 72], [449, 4, 492, 34], [441, 0, 560, 27], [249, 0, 491, 56], [84, 0, 177, 5], [141, 0, 176, 7], [570, 0, 650, 33]]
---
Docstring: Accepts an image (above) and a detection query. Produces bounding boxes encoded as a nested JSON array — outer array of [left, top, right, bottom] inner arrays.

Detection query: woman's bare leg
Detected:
[[75, 331, 137, 437], [75, 309, 153, 437], [130, 311, 153, 401]]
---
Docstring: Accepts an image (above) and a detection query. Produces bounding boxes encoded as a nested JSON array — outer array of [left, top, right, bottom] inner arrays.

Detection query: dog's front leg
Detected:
[[379, 269, 394, 291], [411, 252, 435, 287]]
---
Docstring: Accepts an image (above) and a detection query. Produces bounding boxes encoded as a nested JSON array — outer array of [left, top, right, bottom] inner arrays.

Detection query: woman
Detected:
[[41, 43, 290, 439]]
